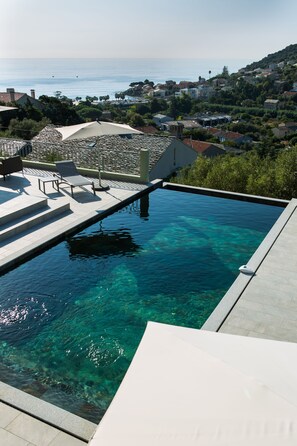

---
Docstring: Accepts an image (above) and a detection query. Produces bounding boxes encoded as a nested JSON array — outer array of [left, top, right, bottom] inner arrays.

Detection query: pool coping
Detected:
[[163, 182, 289, 207], [164, 182, 294, 332], [201, 198, 297, 332], [0, 381, 96, 442]]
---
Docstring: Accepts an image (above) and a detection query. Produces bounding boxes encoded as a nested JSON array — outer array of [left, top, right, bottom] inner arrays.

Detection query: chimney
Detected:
[[30, 89, 35, 99], [6, 88, 15, 102]]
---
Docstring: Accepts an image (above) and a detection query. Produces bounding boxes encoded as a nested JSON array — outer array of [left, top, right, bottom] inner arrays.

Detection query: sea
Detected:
[[0, 58, 252, 100]]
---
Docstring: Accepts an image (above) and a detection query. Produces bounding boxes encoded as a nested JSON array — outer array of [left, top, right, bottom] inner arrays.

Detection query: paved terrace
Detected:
[[0, 168, 160, 273], [0, 168, 161, 445]]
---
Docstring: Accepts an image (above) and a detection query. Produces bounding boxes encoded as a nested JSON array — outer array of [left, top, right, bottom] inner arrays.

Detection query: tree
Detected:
[[76, 106, 102, 121], [17, 101, 44, 122], [128, 113, 145, 127], [150, 98, 166, 114], [39, 95, 82, 125], [167, 97, 179, 119], [275, 146, 297, 198], [8, 117, 50, 140], [222, 66, 229, 78]]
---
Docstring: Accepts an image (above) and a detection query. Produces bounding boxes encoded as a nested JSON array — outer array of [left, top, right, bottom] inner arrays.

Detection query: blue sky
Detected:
[[1, 0, 297, 60]]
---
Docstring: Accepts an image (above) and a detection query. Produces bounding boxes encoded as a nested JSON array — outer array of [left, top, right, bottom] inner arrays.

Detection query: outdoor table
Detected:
[[38, 176, 60, 194]]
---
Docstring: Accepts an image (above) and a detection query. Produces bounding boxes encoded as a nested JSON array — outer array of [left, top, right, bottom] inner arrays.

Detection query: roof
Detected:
[[183, 139, 225, 154], [166, 120, 202, 129], [183, 139, 215, 153], [153, 114, 169, 119], [206, 127, 221, 135], [283, 91, 297, 96], [221, 131, 246, 140], [210, 130, 250, 141], [134, 125, 159, 134], [0, 92, 25, 103], [31, 125, 177, 174]]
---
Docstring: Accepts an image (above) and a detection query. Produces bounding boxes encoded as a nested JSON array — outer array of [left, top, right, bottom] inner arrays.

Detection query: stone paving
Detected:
[[0, 169, 156, 274], [0, 402, 86, 446]]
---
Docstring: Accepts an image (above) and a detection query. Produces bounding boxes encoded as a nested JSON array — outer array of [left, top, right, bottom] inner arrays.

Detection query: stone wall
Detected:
[[28, 125, 173, 176]]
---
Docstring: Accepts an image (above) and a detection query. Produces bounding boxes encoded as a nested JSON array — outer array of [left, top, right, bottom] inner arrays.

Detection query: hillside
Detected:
[[245, 44, 297, 70]]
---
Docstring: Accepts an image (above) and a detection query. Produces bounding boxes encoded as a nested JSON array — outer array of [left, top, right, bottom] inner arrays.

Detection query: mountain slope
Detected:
[[245, 44, 297, 70]]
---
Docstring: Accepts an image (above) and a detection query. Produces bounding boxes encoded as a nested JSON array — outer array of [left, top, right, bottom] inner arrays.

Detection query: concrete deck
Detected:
[[0, 169, 160, 273], [203, 198, 297, 343], [0, 401, 86, 446]]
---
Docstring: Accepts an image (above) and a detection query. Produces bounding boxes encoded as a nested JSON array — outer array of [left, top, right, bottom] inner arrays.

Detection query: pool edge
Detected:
[[202, 198, 297, 332]]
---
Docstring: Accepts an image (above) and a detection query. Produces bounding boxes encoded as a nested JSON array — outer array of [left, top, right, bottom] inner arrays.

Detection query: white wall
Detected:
[[149, 140, 197, 180]]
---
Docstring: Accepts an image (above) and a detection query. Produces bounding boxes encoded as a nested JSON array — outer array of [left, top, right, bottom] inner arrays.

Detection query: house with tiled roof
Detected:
[[264, 99, 279, 110], [165, 120, 202, 138], [29, 125, 197, 181], [0, 88, 42, 109], [183, 139, 225, 157], [134, 125, 160, 135], [152, 114, 173, 128], [272, 122, 297, 138], [207, 129, 252, 145], [206, 127, 221, 136]]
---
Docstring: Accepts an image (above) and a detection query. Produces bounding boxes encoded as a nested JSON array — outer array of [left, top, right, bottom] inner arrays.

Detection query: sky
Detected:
[[1, 0, 297, 60]]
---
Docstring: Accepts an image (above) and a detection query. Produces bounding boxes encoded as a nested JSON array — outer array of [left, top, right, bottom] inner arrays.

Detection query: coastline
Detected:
[[0, 57, 252, 100]]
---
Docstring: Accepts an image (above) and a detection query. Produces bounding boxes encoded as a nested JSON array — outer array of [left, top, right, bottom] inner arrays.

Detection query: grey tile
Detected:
[[0, 428, 29, 446], [60, 413, 96, 441], [0, 402, 20, 428], [48, 432, 86, 446], [6, 413, 59, 446]]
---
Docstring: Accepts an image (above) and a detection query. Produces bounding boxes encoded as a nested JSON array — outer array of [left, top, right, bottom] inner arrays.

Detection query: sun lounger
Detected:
[[55, 160, 95, 197]]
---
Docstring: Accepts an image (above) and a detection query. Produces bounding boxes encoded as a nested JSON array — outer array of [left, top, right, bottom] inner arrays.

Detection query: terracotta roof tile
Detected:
[[183, 139, 213, 153], [0, 92, 25, 103]]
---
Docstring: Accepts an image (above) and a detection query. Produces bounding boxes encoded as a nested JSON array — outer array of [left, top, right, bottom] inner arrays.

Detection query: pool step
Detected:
[[0, 195, 48, 226], [0, 201, 71, 243]]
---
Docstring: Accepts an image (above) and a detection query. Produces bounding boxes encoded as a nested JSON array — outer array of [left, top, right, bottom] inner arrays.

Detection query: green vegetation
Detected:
[[245, 44, 297, 70], [173, 148, 297, 200]]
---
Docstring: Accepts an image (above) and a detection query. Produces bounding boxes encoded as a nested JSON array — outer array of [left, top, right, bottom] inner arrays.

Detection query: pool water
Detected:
[[0, 189, 283, 421]]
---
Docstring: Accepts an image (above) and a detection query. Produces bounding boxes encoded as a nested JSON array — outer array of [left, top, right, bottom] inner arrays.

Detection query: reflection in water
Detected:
[[140, 194, 149, 219], [67, 229, 140, 259]]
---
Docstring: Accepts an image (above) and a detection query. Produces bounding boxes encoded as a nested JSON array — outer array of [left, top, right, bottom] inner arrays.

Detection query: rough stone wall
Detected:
[[0, 138, 28, 157], [28, 125, 173, 175]]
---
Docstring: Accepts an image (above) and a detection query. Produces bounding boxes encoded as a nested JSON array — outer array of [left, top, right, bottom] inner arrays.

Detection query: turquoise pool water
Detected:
[[0, 189, 283, 421]]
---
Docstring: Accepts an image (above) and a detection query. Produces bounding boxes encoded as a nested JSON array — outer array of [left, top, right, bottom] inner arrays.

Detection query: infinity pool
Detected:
[[0, 188, 283, 421]]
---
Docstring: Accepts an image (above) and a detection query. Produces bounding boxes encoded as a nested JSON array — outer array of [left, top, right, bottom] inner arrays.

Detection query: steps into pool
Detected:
[[0, 195, 71, 244]]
